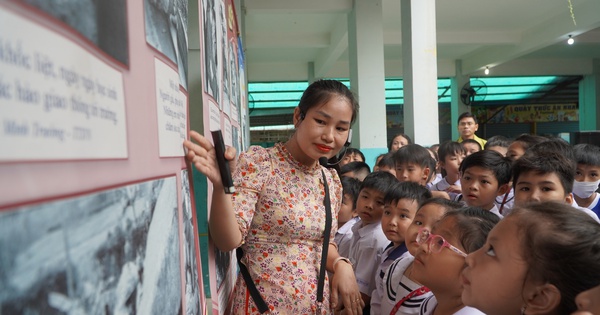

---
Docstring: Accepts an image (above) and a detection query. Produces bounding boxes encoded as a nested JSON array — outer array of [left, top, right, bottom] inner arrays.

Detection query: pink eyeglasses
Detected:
[[417, 228, 468, 257]]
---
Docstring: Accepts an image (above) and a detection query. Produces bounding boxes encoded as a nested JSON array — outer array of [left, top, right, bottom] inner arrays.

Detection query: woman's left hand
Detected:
[[330, 262, 363, 315]]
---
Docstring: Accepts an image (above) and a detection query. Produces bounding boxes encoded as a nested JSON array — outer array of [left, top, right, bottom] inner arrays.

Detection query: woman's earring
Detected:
[[520, 305, 527, 315]]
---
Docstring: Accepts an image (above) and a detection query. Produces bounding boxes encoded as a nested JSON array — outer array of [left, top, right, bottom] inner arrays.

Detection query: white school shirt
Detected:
[[429, 177, 461, 200], [495, 187, 514, 215], [572, 204, 600, 223], [419, 296, 485, 315], [372, 255, 433, 315], [426, 173, 443, 190], [348, 220, 389, 296], [335, 217, 360, 258], [488, 204, 504, 219]]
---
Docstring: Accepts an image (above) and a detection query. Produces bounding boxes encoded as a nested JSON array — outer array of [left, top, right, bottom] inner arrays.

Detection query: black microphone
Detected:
[[318, 157, 329, 167]]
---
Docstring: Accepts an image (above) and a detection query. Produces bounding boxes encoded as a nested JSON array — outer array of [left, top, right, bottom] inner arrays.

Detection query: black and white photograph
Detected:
[[213, 245, 234, 315], [181, 170, 201, 315], [229, 39, 240, 113], [23, 0, 129, 66], [218, 0, 228, 110], [0, 177, 182, 314], [222, 38, 231, 116], [202, 0, 219, 104], [144, 0, 189, 90]]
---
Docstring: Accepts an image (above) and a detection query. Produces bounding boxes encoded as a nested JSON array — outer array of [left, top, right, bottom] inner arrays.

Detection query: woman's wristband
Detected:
[[333, 257, 352, 272]]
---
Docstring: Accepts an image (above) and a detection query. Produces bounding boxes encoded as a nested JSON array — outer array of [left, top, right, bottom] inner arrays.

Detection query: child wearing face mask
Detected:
[[572, 144, 600, 217]]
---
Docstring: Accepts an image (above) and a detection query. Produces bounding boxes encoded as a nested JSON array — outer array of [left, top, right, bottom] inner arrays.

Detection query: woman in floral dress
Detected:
[[184, 80, 363, 314]]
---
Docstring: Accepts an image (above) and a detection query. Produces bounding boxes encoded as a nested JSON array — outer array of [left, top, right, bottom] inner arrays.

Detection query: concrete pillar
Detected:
[[348, 0, 387, 167], [401, 0, 439, 146], [579, 59, 600, 131], [451, 60, 470, 140]]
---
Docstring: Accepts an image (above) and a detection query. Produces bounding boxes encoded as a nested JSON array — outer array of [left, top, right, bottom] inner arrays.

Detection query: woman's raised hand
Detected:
[[183, 130, 237, 188]]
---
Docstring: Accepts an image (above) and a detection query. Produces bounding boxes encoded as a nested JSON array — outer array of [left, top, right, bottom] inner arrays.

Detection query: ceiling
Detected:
[[240, 0, 600, 82]]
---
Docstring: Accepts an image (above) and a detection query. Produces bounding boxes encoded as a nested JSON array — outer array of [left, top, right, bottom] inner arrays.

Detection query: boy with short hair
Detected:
[[376, 152, 396, 177], [572, 144, 600, 216], [462, 139, 482, 156], [459, 150, 511, 217], [335, 176, 362, 257], [370, 181, 431, 312], [340, 161, 371, 181], [513, 151, 600, 222], [347, 171, 398, 309], [484, 135, 511, 157], [392, 144, 434, 186]]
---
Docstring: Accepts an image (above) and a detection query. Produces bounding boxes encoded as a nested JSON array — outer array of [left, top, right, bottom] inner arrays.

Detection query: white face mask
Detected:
[[572, 180, 600, 199]]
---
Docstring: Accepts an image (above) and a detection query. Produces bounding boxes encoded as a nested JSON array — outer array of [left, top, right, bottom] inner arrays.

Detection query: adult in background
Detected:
[[456, 112, 487, 149]]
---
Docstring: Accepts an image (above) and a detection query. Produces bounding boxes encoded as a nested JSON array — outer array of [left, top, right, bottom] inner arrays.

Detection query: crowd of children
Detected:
[[333, 124, 600, 315]]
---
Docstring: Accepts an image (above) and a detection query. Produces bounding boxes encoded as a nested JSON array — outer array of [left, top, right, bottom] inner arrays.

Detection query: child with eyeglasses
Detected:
[[373, 198, 463, 315], [462, 201, 600, 315], [410, 207, 500, 315]]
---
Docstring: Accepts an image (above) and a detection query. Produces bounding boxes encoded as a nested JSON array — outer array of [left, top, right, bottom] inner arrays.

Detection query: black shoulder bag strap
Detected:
[[317, 169, 332, 305], [236, 169, 333, 314], [236, 247, 269, 313]]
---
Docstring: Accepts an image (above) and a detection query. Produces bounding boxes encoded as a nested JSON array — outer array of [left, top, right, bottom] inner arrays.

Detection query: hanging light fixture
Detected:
[[484, 66, 490, 75], [567, 35, 574, 45]]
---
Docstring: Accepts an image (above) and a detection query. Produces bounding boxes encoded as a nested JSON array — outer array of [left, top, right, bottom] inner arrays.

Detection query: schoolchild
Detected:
[[377, 152, 397, 177], [571, 143, 600, 217], [506, 134, 546, 162], [184, 79, 364, 313], [484, 135, 511, 157], [461, 139, 482, 157], [458, 150, 512, 218], [430, 141, 466, 199], [370, 182, 433, 313], [411, 207, 500, 315], [348, 171, 399, 309], [340, 161, 371, 181], [512, 151, 600, 222], [336, 176, 362, 258], [572, 283, 600, 315], [393, 144, 435, 187], [341, 147, 366, 167], [462, 201, 600, 315], [373, 198, 463, 315]]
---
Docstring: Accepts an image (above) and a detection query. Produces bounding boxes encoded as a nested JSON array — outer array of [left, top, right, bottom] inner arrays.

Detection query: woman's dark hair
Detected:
[[509, 202, 600, 314], [442, 207, 500, 253], [298, 79, 359, 123], [388, 133, 413, 151]]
